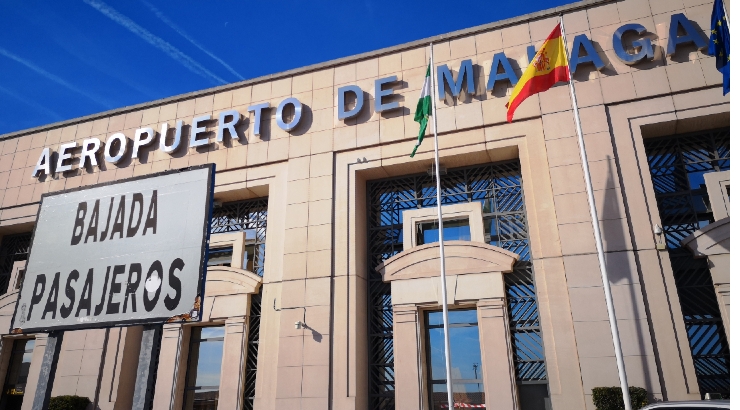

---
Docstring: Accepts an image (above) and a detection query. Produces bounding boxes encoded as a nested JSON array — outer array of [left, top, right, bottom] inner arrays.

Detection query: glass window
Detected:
[[14, 270, 25, 290], [644, 129, 730, 397], [210, 198, 268, 277], [243, 228, 261, 272], [417, 219, 471, 245], [207, 248, 233, 268], [208, 198, 267, 410], [207, 230, 261, 272], [0, 233, 32, 295], [517, 384, 550, 410], [425, 309, 484, 410], [366, 161, 547, 410], [183, 326, 225, 410], [0, 339, 35, 410]]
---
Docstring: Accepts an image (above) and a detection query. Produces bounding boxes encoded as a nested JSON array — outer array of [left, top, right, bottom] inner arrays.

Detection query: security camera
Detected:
[[295, 321, 303, 329]]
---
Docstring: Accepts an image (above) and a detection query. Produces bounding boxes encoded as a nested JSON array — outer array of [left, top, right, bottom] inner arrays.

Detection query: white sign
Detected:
[[11, 165, 214, 332]]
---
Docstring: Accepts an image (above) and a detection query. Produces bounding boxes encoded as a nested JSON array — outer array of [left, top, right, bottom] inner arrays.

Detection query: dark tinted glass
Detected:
[[517, 384, 549, 410], [0, 339, 35, 410]]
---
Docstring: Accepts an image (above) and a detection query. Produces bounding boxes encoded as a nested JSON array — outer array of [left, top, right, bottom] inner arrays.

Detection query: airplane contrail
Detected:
[[0, 47, 111, 108], [141, 0, 244, 81], [0, 85, 64, 122], [83, 0, 227, 85]]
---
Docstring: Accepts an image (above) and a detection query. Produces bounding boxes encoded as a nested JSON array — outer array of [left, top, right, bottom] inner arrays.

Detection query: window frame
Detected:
[[206, 247, 235, 268], [182, 325, 226, 410], [416, 218, 472, 245], [423, 307, 485, 409]]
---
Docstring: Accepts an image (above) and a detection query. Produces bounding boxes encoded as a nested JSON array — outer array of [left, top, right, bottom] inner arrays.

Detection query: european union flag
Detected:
[[708, 0, 730, 95]]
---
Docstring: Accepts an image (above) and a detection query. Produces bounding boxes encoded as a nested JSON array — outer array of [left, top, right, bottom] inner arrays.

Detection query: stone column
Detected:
[[716, 283, 730, 343], [21, 334, 49, 410], [392, 304, 423, 410], [707, 253, 731, 344], [97, 326, 142, 410], [478, 298, 518, 410], [217, 317, 247, 410], [152, 324, 190, 410]]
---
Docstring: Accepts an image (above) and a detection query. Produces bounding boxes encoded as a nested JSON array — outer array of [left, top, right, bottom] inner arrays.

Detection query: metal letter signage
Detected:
[[667, 12, 708, 56], [338, 85, 364, 120], [374, 76, 401, 113], [11, 165, 214, 333], [28, 13, 713, 177], [437, 59, 476, 100], [276, 97, 303, 131], [569, 34, 606, 72], [487, 52, 519, 91], [613, 23, 655, 65]]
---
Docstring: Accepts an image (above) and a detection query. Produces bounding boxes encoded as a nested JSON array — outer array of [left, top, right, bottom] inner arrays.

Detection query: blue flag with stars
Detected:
[[708, 0, 730, 95]]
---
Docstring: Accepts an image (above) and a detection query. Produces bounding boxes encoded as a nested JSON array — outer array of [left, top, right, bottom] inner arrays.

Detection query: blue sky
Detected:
[[0, 0, 572, 135]]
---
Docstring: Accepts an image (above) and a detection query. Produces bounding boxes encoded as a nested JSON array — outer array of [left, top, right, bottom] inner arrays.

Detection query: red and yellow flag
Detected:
[[506, 23, 570, 122]]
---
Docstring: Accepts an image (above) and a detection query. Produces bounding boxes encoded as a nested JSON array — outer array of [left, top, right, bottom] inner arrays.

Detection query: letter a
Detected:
[[32, 148, 52, 177]]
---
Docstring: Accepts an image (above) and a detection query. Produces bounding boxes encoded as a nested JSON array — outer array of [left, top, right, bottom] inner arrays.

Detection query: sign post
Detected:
[[132, 324, 164, 410], [13, 165, 215, 408], [30, 332, 63, 410]]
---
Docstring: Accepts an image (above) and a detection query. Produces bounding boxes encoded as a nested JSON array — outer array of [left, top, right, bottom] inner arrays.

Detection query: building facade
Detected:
[[0, 0, 730, 409]]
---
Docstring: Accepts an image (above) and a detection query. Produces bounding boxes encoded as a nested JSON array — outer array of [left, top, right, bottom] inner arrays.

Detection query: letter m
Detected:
[[437, 59, 475, 100]]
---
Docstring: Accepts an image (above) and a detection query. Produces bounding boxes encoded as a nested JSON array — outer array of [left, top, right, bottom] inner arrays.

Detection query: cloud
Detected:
[[83, 0, 227, 85], [0, 85, 64, 122], [141, 0, 244, 81], [0, 47, 111, 108]]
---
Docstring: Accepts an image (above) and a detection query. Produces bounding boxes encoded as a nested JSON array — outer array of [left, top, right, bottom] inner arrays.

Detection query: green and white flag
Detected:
[[411, 64, 432, 157]]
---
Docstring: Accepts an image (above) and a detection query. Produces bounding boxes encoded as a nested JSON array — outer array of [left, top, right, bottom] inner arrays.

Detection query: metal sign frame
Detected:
[[9, 164, 215, 334]]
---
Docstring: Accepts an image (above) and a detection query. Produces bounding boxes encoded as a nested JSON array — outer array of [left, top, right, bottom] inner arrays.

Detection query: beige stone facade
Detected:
[[0, 0, 731, 409]]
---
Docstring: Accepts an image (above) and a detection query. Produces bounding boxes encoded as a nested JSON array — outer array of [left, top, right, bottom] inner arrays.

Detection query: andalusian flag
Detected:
[[411, 64, 432, 157], [506, 23, 570, 122]]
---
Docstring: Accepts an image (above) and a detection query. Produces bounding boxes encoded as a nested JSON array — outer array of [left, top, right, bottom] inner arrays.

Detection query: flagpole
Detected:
[[559, 15, 633, 410], [429, 42, 456, 410]]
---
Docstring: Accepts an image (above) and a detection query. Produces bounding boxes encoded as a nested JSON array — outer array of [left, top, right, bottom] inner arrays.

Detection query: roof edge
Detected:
[[1, 0, 613, 140]]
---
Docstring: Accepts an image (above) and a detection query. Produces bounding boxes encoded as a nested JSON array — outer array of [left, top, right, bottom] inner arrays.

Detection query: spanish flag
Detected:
[[506, 23, 570, 122]]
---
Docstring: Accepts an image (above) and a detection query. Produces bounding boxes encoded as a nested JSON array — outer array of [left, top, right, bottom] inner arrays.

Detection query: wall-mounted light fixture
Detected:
[[653, 224, 666, 250], [274, 299, 307, 330]]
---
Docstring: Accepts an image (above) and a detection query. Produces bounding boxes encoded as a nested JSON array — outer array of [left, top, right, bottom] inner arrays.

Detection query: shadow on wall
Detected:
[[303, 323, 323, 343], [601, 155, 660, 402]]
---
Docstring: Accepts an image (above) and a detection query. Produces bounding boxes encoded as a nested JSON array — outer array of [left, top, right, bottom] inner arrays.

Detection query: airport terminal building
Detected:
[[0, 0, 730, 408]]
